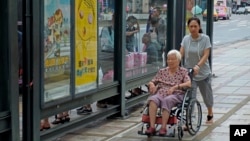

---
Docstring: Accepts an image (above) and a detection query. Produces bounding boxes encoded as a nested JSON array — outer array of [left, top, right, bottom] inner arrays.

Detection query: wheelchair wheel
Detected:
[[186, 99, 202, 136], [177, 126, 183, 140]]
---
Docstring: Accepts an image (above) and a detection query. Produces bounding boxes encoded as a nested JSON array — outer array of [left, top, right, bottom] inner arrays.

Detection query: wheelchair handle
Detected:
[[187, 68, 194, 80]]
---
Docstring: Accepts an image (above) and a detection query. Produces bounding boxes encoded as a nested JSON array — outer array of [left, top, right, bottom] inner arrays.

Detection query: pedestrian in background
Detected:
[[126, 15, 140, 52], [180, 17, 214, 124], [151, 7, 166, 46], [141, 33, 158, 64]]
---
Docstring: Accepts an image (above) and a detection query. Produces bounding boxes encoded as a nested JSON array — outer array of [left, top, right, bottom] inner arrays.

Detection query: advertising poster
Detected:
[[75, 0, 97, 93], [43, 0, 71, 102]]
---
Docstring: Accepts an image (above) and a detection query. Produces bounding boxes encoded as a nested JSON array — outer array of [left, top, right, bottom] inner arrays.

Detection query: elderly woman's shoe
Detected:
[[145, 127, 156, 135], [159, 128, 167, 136]]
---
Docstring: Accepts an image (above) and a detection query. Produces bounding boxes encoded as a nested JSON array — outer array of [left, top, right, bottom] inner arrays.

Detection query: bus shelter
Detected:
[[0, 0, 214, 140]]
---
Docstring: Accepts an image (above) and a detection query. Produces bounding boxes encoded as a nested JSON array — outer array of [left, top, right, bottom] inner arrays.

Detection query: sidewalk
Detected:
[[55, 39, 250, 141]]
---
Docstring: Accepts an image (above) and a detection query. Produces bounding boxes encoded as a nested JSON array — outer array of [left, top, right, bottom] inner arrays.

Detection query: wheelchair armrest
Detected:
[[181, 87, 192, 92]]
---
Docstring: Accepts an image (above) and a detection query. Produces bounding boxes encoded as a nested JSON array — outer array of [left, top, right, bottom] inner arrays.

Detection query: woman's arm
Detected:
[[180, 46, 185, 59], [148, 81, 157, 94], [126, 29, 139, 36], [197, 48, 210, 67], [167, 80, 191, 95], [178, 80, 191, 89], [135, 21, 140, 31]]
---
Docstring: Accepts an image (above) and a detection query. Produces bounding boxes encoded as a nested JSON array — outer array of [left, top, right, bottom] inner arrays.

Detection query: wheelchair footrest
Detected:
[[138, 124, 176, 137]]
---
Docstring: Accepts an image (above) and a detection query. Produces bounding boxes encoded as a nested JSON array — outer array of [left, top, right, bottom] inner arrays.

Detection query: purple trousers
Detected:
[[148, 93, 184, 113]]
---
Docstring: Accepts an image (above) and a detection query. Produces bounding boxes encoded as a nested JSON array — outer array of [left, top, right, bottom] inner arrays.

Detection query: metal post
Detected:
[[166, 0, 185, 51], [174, 0, 185, 50], [0, 0, 19, 141], [206, 0, 214, 71], [0, 0, 11, 136], [22, 0, 40, 140], [114, 0, 126, 117], [166, 0, 175, 53]]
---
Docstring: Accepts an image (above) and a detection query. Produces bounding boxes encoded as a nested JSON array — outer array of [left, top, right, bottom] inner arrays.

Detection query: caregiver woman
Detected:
[[180, 17, 214, 124]]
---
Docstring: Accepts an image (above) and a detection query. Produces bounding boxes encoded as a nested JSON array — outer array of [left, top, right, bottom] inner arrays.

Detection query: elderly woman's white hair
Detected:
[[167, 49, 182, 61]]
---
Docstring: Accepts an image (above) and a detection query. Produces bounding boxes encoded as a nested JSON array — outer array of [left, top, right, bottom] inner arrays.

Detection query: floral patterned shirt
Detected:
[[151, 67, 190, 95]]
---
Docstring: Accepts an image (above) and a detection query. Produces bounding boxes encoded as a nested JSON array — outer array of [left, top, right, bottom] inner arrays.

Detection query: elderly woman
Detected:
[[145, 49, 191, 136]]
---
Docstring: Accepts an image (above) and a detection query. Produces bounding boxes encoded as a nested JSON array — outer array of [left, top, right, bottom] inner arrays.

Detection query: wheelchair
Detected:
[[137, 69, 202, 140]]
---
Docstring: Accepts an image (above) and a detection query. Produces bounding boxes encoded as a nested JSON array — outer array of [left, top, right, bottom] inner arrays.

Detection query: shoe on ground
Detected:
[[76, 106, 83, 112], [206, 115, 213, 124], [77, 107, 92, 115], [125, 94, 137, 99], [159, 128, 167, 136], [145, 127, 156, 135], [96, 102, 108, 108]]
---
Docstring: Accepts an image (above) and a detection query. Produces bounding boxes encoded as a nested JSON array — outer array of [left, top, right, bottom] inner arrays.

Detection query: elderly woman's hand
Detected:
[[166, 85, 178, 95], [148, 82, 156, 94]]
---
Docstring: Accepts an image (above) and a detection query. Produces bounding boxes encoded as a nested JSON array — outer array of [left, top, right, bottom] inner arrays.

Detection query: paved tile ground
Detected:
[[52, 39, 250, 141]]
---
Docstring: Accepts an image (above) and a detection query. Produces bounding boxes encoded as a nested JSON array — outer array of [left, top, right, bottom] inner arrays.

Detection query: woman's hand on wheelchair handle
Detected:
[[193, 65, 200, 76]]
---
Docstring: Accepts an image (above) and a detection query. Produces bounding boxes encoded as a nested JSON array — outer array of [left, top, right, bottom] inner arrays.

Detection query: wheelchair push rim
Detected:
[[186, 98, 202, 136]]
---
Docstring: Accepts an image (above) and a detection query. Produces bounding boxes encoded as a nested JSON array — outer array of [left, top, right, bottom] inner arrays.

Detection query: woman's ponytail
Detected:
[[199, 29, 203, 33]]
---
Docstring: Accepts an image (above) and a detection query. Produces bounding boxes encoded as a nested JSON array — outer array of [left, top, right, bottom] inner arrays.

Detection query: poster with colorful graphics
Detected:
[[75, 0, 97, 93], [43, 0, 71, 102]]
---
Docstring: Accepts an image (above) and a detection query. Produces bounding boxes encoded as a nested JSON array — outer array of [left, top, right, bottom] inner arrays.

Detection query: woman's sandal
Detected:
[[206, 115, 213, 124], [126, 88, 143, 99], [64, 114, 70, 122], [40, 124, 51, 131], [52, 115, 65, 124]]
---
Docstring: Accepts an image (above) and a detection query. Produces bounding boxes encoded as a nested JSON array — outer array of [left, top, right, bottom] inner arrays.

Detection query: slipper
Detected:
[[206, 115, 213, 124]]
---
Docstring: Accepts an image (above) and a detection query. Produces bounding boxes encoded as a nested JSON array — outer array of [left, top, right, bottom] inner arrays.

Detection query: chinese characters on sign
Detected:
[[75, 0, 97, 93], [43, 0, 71, 102]]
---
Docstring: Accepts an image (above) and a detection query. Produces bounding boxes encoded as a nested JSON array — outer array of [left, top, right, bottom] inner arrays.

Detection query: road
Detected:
[[99, 14, 250, 50], [123, 14, 250, 51], [213, 14, 250, 46]]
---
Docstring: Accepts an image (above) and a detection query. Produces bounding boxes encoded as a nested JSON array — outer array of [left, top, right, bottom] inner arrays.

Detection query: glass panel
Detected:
[[98, 0, 115, 84], [43, 0, 71, 102], [75, 0, 98, 93], [186, 0, 207, 34], [125, 0, 167, 79]]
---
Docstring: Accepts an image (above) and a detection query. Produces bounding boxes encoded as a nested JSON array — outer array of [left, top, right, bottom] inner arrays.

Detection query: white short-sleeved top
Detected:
[[181, 34, 212, 81]]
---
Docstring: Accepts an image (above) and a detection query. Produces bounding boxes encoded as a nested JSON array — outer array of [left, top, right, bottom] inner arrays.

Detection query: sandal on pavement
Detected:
[[206, 115, 213, 124], [40, 124, 51, 131], [64, 114, 70, 122], [52, 116, 65, 124], [96, 102, 108, 108]]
